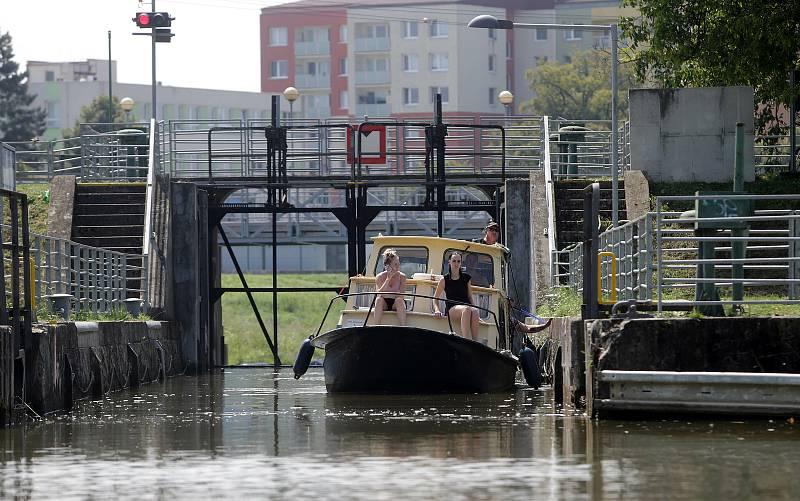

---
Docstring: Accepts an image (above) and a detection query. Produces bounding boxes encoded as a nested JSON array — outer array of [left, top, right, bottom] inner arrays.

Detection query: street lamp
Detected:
[[498, 90, 513, 116], [468, 14, 620, 228], [120, 97, 135, 122], [283, 86, 300, 122]]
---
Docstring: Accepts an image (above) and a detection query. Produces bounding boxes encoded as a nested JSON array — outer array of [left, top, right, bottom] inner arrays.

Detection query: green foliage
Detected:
[[14, 183, 50, 235], [72, 306, 150, 322], [62, 95, 126, 139], [521, 50, 638, 119], [620, 0, 800, 136], [0, 30, 46, 143], [221, 273, 348, 364], [537, 287, 582, 318]]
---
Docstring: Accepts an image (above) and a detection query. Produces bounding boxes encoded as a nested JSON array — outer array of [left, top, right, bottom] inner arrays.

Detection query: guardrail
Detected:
[[557, 193, 800, 312], [24, 229, 147, 315]]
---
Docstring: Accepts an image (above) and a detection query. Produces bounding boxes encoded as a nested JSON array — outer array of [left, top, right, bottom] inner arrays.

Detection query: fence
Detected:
[[557, 194, 800, 312], [0, 189, 32, 354], [25, 229, 147, 315]]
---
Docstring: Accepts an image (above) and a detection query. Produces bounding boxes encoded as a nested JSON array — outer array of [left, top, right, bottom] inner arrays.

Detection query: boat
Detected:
[[297, 235, 544, 393]]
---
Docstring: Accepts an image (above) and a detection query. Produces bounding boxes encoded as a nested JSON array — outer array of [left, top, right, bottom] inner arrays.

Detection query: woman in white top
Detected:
[[374, 249, 407, 326]]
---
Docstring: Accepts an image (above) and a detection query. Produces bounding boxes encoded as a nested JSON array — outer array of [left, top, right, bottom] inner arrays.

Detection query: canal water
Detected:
[[1, 369, 798, 499]]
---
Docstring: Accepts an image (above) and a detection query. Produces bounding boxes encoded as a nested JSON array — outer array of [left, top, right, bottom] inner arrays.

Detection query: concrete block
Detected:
[[623, 170, 650, 221], [45, 175, 76, 240]]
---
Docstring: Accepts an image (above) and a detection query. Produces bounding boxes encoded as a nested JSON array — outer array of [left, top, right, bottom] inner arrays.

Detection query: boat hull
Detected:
[[311, 326, 518, 393]]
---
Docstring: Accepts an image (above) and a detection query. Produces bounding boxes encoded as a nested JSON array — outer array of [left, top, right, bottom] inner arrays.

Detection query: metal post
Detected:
[[734, 122, 744, 192], [582, 183, 600, 320], [731, 123, 747, 303], [790, 69, 797, 174], [151, 0, 157, 121], [108, 31, 114, 127], [610, 24, 619, 227]]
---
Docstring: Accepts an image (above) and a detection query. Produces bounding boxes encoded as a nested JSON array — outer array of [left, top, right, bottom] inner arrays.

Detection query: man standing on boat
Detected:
[[374, 249, 408, 326], [473, 221, 501, 245]]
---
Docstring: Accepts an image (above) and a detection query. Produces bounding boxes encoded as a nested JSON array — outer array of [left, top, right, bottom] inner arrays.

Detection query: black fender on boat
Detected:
[[519, 346, 542, 389], [293, 338, 315, 379]]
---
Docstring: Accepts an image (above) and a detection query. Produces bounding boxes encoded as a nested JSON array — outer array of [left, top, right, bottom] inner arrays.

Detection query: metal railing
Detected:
[[25, 228, 147, 314], [547, 118, 626, 180], [557, 194, 800, 312]]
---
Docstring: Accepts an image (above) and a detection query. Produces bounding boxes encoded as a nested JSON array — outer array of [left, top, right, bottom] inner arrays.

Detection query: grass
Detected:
[[221, 273, 348, 365], [14, 183, 50, 235]]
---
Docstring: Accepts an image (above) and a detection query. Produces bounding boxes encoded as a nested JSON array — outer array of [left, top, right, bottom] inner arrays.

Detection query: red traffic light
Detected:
[[133, 12, 173, 29]]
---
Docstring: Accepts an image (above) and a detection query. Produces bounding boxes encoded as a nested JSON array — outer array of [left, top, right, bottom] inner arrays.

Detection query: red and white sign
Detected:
[[347, 125, 387, 165]]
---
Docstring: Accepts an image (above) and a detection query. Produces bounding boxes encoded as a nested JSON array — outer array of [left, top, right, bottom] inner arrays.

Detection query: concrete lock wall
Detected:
[[629, 86, 755, 183], [25, 321, 184, 417]]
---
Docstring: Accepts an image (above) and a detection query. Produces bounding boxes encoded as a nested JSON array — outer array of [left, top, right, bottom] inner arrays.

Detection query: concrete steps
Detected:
[[554, 180, 628, 250], [70, 183, 146, 296]]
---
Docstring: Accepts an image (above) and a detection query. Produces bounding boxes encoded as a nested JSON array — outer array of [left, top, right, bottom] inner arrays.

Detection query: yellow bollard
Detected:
[[597, 251, 618, 306]]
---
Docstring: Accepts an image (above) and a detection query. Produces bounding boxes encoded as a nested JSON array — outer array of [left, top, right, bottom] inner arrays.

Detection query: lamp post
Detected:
[[120, 97, 135, 123], [469, 14, 620, 227], [498, 90, 513, 117], [283, 86, 300, 122]]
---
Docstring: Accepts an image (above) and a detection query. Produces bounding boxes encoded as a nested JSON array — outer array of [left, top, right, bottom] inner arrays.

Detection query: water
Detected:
[[1, 369, 799, 500]]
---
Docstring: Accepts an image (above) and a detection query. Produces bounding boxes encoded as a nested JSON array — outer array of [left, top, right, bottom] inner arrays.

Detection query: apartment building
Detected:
[[29, 59, 273, 140], [261, 0, 630, 118]]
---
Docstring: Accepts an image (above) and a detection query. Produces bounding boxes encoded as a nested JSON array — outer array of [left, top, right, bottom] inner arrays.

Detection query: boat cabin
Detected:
[[340, 235, 511, 350]]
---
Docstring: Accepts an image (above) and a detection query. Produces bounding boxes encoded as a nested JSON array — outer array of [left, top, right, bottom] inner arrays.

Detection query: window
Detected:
[[339, 25, 348, 42], [488, 28, 496, 40], [403, 21, 418, 38], [270, 60, 288, 78], [429, 86, 449, 104], [441, 250, 495, 288], [45, 70, 55, 82], [535, 28, 547, 41], [45, 101, 59, 128], [430, 53, 448, 71], [403, 87, 419, 105], [565, 29, 582, 41], [356, 58, 388, 71], [269, 27, 288, 46], [374, 246, 429, 276], [339, 57, 348, 75], [489, 87, 496, 105], [375, 25, 388, 38], [340, 90, 349, 109], [358, 91, 388, 104], [430, 20, 448, 37], [402, 54, 419, 72], [488, 54, 495, 72]]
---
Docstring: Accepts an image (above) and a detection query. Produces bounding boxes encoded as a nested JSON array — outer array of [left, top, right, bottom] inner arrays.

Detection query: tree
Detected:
[[63, 95, 126, 139], [521, 50, 638, 120], [620, 0, 800, 135], [0, 30, 46, 143]]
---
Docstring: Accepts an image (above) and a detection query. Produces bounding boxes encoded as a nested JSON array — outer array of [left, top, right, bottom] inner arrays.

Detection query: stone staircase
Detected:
[[554, 179, 628, 250], [71, 183, 146, 295]]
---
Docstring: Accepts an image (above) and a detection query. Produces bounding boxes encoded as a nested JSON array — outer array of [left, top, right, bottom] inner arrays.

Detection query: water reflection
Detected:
[[0, 369, 798, 499]]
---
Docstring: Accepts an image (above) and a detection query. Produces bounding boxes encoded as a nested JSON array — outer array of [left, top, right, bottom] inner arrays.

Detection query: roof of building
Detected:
[[263, 0, 554, 13]]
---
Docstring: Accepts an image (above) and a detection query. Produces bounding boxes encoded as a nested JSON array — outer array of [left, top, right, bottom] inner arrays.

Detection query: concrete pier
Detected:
[[2, 321, 183, 423], [544, 316, 800, 417]]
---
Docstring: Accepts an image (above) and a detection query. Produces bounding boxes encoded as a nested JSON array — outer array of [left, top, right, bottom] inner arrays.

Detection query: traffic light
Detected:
[[133, 12, 173, 29]]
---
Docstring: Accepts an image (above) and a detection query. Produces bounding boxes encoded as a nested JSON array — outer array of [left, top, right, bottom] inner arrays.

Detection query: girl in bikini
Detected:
[[374, 249, 407, 326]]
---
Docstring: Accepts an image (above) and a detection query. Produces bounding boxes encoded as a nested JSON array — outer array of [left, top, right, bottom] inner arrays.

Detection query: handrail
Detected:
[[542, 116, 558, 283], [597, 251, 618, 305], [311, 291, 504, 345]]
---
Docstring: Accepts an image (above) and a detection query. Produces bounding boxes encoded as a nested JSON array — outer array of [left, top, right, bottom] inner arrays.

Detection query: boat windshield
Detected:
[[373, 246, 429, 276], [442, 249, 494, 287]]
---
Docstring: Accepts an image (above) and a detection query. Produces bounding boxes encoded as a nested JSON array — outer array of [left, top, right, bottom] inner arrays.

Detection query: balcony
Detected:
[[354, 37, 390, 52], [302, 106, 332, 119], [355, 70, 390, 85], [355, 103, 391, 117], [295, 40, 330, 56], [295, 73, 330, 89]]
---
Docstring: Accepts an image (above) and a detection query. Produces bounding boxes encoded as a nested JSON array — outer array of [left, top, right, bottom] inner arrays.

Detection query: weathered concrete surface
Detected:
[[623, 170, 650, 221], [45, 175, 76, 239], [0, 327, 13, 425], [630, 86, 754, 183], [146, 173, 173, 320], [540, 316, 585, 408], [24, 321, 184, 417], [585, 317, 800, 416], [530, 170, 551, 310], [505, 178, 532, 312]]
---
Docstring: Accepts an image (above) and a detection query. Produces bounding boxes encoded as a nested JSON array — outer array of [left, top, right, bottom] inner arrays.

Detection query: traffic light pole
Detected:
[[151, 0, 157, 121]]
